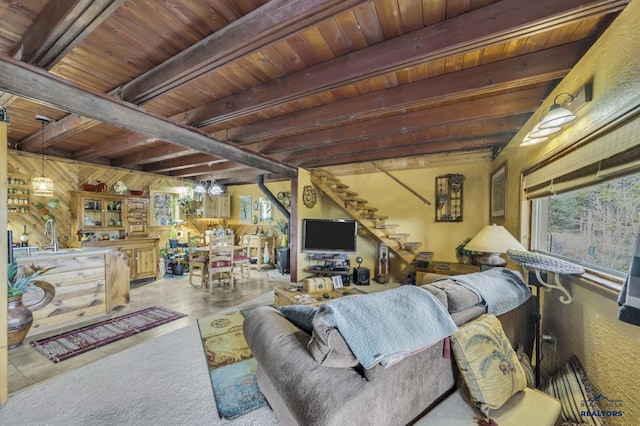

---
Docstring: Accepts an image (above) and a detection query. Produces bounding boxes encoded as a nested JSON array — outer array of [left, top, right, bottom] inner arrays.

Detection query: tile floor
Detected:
[[7, 270, 287, 395]]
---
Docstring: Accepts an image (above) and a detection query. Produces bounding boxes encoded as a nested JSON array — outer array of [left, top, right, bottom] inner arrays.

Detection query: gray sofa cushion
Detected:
[[307, 316, 359, 368], [421, 279, 480, 313]]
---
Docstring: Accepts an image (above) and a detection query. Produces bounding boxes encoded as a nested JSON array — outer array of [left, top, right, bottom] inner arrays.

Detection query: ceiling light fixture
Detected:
[[32, 115, 54, 197], [194, 175, 224, 195]]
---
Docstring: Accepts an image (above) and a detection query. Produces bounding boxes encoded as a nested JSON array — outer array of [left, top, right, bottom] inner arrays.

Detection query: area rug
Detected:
[[198, 308, 268, 419], [30, 306, 187, 363]]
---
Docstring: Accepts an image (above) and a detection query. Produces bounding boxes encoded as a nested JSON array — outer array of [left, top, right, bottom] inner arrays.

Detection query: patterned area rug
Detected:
[[31, 306, 187, 363], [197, 308, 267, 419]]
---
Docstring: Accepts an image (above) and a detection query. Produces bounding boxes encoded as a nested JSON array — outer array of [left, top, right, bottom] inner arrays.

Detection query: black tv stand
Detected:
[[304, 253, 351, 284]]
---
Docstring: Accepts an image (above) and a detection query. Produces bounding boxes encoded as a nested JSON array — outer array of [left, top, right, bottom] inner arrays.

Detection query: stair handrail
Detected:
[[372, 162, 431, 206]]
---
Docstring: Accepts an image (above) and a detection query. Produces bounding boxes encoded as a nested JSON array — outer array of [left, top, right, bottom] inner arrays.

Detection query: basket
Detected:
[[506, 249, 584, 274]]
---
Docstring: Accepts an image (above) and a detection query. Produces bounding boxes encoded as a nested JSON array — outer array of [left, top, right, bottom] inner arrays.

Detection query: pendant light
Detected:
[[32, 115, 54, 197]]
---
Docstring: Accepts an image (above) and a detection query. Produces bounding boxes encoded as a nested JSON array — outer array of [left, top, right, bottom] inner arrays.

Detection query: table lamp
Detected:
[[464, 224, 526, 269]]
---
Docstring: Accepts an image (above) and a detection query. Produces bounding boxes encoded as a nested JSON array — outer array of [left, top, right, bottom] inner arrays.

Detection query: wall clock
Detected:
[[303, 185, 317, 208]]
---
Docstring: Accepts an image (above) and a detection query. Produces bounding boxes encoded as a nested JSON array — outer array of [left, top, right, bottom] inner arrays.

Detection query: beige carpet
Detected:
[[0, 292, 279, 426]]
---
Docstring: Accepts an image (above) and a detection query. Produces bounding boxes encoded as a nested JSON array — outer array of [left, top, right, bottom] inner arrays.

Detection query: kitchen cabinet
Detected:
[[81, 238, 159, 281], [72, 192, 152, 241], [126, 244, 158, 280], [15, 248, 129, 337], [126, 197, 149, 237], [203, 194, 230, 218], [73, 192, 125, 238], [7, 173, 30, 214]]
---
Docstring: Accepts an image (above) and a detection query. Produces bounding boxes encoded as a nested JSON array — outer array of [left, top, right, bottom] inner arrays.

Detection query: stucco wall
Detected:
[[496, 1, 640, 424]]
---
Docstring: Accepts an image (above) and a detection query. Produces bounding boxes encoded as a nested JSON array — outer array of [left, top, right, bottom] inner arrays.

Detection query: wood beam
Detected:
[[119, 0, 368, 104], [111, 145, 201, 168], [189, 0, 626, 127], [73, 132, 158, 161], [143, 155, 226, 174], [12, 0, 123, 69], [297, 136, 513, 168], [0, 56, 296, 178], [279, 115, 529, 162], [232, 42, 581, 145], [270, 87, 544, 153]]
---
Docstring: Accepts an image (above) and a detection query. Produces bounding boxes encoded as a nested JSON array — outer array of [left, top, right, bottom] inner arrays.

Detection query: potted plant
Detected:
[[168, 224, 179, 248], [7, 262, 55, 348], [47, 198, 60, 208], [455, 238, 484, 265], [171, 257, 185, 276]]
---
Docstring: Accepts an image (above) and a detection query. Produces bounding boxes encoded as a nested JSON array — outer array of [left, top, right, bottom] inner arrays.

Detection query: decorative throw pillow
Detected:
[[542, 356, 609, 426], [307, 316, 359, 368], [279, 305, 318, 334], [516, 343, 536, 388], [450, 314, 527, 415]]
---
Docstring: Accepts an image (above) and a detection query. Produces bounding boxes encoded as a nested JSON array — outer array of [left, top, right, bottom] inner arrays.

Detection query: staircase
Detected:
[[310, 169, 422, 265]]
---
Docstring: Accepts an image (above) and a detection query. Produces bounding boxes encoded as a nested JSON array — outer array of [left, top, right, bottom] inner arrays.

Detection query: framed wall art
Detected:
[[259, 197, 274, 222], [490, 162, 507, 222], [150, 191, 178, 227], [239, 196, 252, 224]]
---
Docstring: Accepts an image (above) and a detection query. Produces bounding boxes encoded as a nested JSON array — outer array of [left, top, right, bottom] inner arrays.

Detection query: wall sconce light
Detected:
[[521, 83, 592, 146]]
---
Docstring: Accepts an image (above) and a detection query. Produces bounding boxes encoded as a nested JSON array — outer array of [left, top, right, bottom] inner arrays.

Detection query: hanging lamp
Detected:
[[32, 115, 54, 197]]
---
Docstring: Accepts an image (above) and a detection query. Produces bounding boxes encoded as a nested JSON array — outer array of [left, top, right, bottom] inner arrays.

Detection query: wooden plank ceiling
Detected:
[[0, 0, 629, 185]]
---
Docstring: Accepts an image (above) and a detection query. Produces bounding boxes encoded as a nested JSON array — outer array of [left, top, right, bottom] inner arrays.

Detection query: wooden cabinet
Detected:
[[73, 192, 125, 238], [82, 238, 159, 281], [72, 192, 151, 241], [16, 248, 129, 337], [126, 197, 149, 237], [7, 173, 30, 214], [416, 261, 479, 284], [203, 194, 230, 218]]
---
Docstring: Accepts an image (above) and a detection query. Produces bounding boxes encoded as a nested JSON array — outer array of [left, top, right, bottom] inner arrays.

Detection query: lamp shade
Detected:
[[464, 224, 526, 259], [538, 105, 577, 129]]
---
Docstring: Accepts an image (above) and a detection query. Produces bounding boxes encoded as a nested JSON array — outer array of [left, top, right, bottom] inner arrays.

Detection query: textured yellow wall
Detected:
[[496, 1, 640, 424]]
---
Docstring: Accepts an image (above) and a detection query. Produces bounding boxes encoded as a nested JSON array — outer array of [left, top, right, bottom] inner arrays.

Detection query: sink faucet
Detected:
[[43, 219, 58, 252]]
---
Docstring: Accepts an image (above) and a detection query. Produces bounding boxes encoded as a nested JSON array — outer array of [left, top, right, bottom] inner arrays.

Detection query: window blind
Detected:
[[523, 113, 640, 199]]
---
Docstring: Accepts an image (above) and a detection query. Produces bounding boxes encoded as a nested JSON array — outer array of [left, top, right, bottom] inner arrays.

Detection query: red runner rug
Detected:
[[30, 306, 187, 363]]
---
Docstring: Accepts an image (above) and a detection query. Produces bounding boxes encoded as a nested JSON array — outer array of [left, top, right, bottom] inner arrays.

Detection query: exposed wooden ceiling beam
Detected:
[[73, 131, 158, 161], [297, 136, 513, 168], [0, 56, 297, 177], [118, 0, 368, 104], [12, 0, 367, 159], [143, 155, 226, 174], [12, 0, 123, 69], [189, 0, 625, 128], [267, 87, 545, 153], [284, 120, 525, 164], [111, 145, 201, 168], [245, 43, 578, 150]]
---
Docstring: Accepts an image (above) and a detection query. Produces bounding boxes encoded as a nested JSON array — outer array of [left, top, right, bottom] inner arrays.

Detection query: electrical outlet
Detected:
[[542, 332, 557, 352]]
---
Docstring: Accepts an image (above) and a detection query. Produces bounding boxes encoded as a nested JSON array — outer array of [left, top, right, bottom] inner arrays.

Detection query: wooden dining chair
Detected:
[[187, 232, 208, 288], [207, 233, 234, 290], [233, 234, 251, 280]]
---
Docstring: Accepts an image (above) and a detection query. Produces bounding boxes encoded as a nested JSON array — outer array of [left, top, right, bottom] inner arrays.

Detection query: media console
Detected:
[[304, 253, 351, 284]]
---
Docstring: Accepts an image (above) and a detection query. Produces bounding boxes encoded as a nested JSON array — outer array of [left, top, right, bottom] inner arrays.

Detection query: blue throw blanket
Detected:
[[438, 268, 531, 315], [315, 286, 458, 369]]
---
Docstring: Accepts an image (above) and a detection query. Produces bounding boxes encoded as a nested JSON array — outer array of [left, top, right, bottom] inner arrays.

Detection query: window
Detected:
[[524, 113, 640, 280], [532, 173, 640, 277]]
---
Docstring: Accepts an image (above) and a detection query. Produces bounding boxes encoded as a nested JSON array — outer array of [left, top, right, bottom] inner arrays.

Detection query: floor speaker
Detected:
[[353, 267, 370, 285]]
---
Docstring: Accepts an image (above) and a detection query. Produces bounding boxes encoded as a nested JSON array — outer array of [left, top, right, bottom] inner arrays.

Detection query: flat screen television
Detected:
[[302, 219, 358, 254]]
